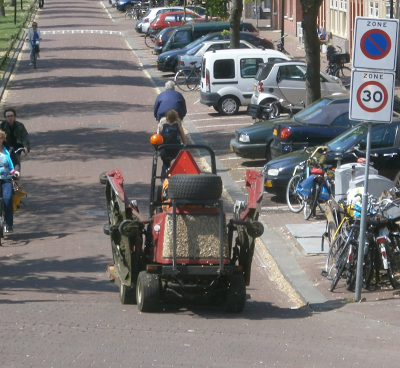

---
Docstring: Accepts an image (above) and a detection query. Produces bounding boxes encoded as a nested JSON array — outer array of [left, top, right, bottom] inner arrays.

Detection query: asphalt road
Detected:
[[0, 2, 399, 367]]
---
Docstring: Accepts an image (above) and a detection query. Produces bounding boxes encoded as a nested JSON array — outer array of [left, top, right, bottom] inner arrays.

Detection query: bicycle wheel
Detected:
[[144, 33, 155, 48], [303, 182, 318, 220], [125, 10, 134, 20], [335, 66, 351, 88], [386, 241, 400, 289], [329, 242, 349, 292], [324, 235, 342, 279], [33, 51, 37, 69], [286, 175, 304, 213], [174, 70, 191, 92], [185, 70, 199, 91]]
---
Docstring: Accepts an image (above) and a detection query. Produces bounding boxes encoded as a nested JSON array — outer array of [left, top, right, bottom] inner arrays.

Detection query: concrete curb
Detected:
[[0, 32, 26, 103]]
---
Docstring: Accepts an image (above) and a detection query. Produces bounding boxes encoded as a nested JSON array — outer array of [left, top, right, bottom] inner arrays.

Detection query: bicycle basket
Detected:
[[331, 53, 350, 65]]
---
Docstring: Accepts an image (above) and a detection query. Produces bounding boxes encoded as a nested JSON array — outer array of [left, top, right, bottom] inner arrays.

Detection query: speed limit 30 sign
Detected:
[[350, 70, 395, 123]]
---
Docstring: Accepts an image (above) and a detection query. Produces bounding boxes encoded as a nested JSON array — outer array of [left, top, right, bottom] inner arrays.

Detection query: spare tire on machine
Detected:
[[168, 174, 223, 200]]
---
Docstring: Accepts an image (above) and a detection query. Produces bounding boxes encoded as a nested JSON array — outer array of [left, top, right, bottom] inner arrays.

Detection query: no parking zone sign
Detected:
[[352, 17, 399, 71], [350, 70, 395, 122]]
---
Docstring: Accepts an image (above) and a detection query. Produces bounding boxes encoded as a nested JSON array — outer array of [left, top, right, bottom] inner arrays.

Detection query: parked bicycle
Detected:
[[125, 3, 144, 20], [273, 35, 290, 55], [326, 193, 400, 292], [326, 45, 351, 88], [144, 30, 157, 48], [286, 146, 334, 220], [174, 62, 201, 92]]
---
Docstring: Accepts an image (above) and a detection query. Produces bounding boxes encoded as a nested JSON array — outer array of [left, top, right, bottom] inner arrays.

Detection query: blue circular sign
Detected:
[[360, 29, 391, 60]]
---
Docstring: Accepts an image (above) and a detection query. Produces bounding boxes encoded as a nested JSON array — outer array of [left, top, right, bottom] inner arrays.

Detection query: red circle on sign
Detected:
[[356, 81, 388, 113], [360, 29, 391, 60]]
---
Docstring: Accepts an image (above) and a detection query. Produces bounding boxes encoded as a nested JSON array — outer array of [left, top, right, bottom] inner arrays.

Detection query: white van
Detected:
[[200, 49, 291, 115]]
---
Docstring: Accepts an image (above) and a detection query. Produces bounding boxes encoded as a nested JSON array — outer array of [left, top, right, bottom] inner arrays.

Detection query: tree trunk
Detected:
[[300, 0, 323, 106], [229, 0, 243, 49], [10, 0, 16, 6], [0, 5, 5, 17]]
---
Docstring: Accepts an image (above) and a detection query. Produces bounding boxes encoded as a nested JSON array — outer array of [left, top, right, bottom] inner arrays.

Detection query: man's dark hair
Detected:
[[4, 108, 16, 118]]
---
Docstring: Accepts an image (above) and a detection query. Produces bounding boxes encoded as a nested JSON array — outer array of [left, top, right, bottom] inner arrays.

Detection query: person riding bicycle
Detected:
[[154, 81, 187, 123], [0, 130, 21, 234], [27, 22, 42, 66], [1, 108, 31, 167]]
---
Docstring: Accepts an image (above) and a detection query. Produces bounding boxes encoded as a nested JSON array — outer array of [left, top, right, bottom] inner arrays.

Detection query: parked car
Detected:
[[162, 22, 259, 53], [229, 94, 351, 161], [116, 0, 141, 12], [153, 26, 179, 54], [200, 49, 290, 115], [177, 40, 256, 70], [250, 60, 347, 114], [156, 31, 274, 73], [141, 7, 189, 34], [135, 20, 143, 33], [186, 5, 207, 16], [270, 94, 361, 159], [263, 117, 400, 194], [148, 11, 202, 36]]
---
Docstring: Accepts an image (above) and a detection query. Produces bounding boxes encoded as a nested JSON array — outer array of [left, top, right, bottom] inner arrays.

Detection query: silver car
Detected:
[[250, 60, 347, 114], [177, 40, 256, 71]]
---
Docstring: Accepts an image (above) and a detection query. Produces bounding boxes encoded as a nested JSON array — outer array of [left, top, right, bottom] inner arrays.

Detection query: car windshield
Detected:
[[183, 36, 207, 50], [293, 98, 332, 123], [187, 43, 204, 55], [327, 124, 368, 151]]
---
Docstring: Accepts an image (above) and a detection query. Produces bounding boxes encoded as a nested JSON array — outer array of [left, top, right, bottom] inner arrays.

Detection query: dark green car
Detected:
[[230, 94, 350, 161]]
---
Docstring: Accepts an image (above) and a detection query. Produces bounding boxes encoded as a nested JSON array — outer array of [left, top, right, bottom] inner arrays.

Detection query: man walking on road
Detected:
[[154, 81, 187, 123]]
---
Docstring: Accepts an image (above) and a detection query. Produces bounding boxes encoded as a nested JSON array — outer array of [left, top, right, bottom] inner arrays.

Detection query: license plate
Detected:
[[230, 146, 234, 151], [265, 180, 273, 188], [254, 85, 256, 91], [156, 61, 158, 66], [273, 129, 277, 136]]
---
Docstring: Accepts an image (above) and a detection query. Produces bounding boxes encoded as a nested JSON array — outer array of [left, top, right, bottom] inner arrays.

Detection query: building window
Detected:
[[369, 1, 379, 17], [330, 0, 347, 38]]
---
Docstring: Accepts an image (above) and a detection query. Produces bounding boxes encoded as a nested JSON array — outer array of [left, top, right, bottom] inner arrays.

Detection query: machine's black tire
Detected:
[[224, 275, 246, 313], [136, 271, 160, 312], [99, 171, 108, 185], [168, 174, 222, 200], [120, 283, 136, 305]]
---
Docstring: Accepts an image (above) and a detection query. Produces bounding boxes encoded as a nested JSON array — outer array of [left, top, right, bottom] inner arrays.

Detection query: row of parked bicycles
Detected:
[[285, 145, 400, 292]]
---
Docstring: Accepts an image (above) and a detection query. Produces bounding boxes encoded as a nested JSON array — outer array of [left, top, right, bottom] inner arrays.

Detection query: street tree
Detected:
[[229, 0, 243, 48], [300, 0, 324, 105]]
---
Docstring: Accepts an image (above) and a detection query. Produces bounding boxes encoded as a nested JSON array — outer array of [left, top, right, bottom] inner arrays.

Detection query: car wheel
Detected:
[[213, 105, 219, 112], [218, 96, 240, 115]]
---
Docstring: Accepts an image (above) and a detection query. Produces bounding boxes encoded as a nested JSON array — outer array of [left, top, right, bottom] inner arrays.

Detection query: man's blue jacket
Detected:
[[154, 89, 187, 121]]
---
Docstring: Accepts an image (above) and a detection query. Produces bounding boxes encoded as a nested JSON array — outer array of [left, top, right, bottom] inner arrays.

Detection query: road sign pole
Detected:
[[355, 122, 372, 302]]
